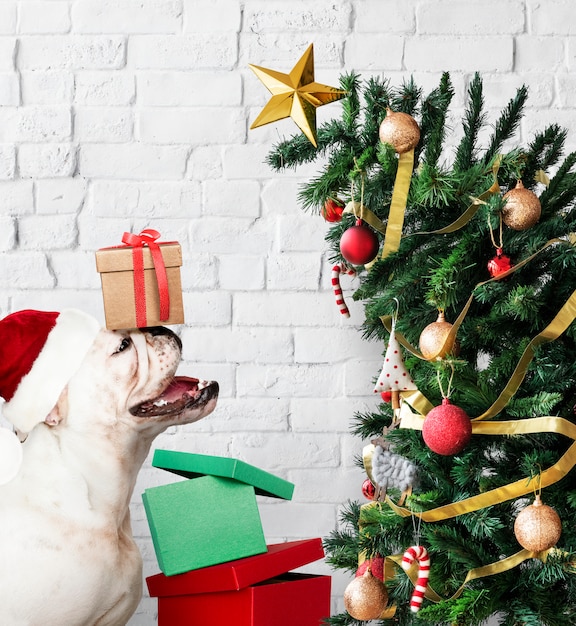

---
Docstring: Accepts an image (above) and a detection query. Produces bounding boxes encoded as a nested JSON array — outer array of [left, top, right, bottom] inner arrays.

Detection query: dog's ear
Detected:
[[44, 388, 68, 427], [44, 408, 61, 426]]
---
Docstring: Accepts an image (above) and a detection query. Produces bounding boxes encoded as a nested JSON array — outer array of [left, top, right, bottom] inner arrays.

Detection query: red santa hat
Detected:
[[0, 309, 101, 433]]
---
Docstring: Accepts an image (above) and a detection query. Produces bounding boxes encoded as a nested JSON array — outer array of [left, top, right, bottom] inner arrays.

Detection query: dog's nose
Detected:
[[140, 326, 182, 351]]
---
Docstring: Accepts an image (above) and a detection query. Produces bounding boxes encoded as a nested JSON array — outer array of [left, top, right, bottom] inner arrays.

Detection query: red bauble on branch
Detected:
[[340, 219, 379, 265], [321, 198, 344, 222], [487, 247, 512, 278], [422, 397, 472, 455], [361, 478, 376, 500], [355, 556, 385, 582]]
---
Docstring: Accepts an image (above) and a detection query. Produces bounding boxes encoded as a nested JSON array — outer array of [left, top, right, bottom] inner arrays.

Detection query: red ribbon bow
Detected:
[[121, 229, 170, 327]]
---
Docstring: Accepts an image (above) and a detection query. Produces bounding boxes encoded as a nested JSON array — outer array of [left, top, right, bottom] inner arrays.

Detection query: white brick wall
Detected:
[[1, 1, 575, 624]]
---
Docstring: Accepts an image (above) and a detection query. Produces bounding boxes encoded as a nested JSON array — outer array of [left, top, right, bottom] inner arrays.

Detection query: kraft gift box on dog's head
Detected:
[[142, 451, 295, 576], [96, 229, 184, 330]]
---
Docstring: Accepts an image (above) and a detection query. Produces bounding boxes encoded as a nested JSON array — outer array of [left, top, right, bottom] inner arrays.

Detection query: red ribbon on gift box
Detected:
[[121, 229, 170, 327]]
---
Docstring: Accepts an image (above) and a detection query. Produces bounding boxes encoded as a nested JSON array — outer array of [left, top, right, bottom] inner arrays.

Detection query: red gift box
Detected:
[[146, 539, 331, 626], [95, 229, 184, 330]]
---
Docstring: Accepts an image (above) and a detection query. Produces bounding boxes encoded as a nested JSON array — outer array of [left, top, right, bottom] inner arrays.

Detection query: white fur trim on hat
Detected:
[[2, 309, 101, 433]]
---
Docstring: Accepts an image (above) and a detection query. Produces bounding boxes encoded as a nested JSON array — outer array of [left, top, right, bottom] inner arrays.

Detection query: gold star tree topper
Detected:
[[249, 44, 347, 147]]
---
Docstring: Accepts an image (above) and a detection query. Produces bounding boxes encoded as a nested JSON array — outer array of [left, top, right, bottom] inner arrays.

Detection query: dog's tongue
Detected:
[[157, 377, 200, 403]]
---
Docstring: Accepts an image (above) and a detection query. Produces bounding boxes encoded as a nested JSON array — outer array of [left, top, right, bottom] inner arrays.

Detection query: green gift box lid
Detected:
[[151, 450, 294, 501]]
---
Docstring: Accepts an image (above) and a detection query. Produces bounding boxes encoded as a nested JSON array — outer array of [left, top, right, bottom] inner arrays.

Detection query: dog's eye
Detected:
[[113, 337, 132, 355]]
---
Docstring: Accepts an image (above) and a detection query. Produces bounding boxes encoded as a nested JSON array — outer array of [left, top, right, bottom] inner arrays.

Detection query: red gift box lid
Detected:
[[146, 538, 325, 597]]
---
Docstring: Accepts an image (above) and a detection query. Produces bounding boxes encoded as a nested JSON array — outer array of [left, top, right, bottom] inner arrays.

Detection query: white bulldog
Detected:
[[0, 322, 218, 626]]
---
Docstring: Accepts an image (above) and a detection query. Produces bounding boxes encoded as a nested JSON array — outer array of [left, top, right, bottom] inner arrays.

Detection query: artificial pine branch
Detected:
[[540, 150, 576, 204], [390, 77, 421, 115], [522, 124, 567, 188], [340, 72, 361, 133], [454, 73, 486, 172], [361, 76, 391, 142], [483, 84, 528, 168], [266, 74, 360, 175], [420, 72, 455, 167]]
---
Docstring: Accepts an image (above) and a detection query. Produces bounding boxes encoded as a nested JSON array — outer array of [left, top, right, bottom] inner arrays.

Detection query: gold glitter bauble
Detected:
[[378, 108, 420, 154], [419, 311, 459, 360], [514, 495, 562, 552], [502, 180, 541, 231], [343, 568, 388, 621]]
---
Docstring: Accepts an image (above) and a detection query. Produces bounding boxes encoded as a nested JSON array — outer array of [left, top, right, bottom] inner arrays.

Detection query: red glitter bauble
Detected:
[[356, 555, 385, 581], [487, 247, 512, 278], [340, 219, 379, 265], [422, 398, 472, 455], [321, 198, 344, 222], [362, 478, 376, 500]]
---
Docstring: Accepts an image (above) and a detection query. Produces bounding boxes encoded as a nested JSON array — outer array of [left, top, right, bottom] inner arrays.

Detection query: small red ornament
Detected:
[[362, 478, 376, 500], [380, 390, 392, 403], [487, 247, 512, 278], [422, 397, 472, 455], [356, 555, 385, 581], [321, 198, 344, 222], [339, 219, 379, 265]]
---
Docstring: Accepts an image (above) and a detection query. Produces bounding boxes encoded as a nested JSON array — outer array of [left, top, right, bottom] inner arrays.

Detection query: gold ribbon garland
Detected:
[[341, 153, 501, 262], [372, 284, 576, 522], [345, 201, 387, 235], [382, 149, 415, 258], [384, 410, 576, 521], [384, 282, 576, 423], [380, 237, 572, 364], [535, 168, 551, 186], [355, 157, 544, 251], [475, 287, 576, 421], [409, 155, 502, 237]]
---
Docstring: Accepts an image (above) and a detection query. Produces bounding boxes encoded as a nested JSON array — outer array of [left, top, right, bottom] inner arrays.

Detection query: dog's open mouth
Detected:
[[129, 377, 219, 418]]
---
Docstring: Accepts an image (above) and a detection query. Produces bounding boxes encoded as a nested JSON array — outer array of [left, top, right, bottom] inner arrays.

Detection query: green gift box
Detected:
[[143, 451, 294, 576]]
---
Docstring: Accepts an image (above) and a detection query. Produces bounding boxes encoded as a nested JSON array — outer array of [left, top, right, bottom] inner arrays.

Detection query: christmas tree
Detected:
[[267, 72, 576, 625]]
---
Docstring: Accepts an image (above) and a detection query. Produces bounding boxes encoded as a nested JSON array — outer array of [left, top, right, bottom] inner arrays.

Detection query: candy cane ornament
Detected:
[[332, 263, 356, 317], [401, 545, 430, 613]]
